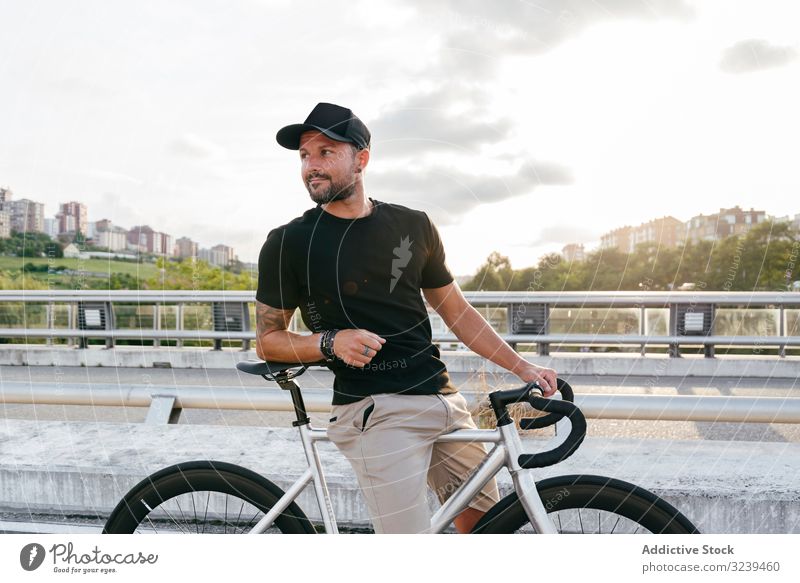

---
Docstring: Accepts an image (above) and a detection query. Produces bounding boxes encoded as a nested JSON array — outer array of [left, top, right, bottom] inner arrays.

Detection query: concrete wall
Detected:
[[2, 345, 799, 379], [1, 419, 797, 533]]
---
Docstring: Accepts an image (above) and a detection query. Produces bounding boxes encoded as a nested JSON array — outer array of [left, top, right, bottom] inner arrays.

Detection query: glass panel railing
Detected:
[[114, 303, 155, 330], [786, 309, 800, 337], [646, 308, 669, 335], [179, 303, 214, 347], [714, 308, 780, 337], [550, 307, 639, 335], [159, 305, 178, 330]]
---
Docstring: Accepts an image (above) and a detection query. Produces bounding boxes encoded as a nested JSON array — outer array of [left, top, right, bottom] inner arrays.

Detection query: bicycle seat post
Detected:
[[265, 374, 310, 427]]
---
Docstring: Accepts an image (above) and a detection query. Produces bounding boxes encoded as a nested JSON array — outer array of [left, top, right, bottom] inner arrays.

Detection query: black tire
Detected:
[[103, 461, 316, 534], [472, 474, 700, 534]]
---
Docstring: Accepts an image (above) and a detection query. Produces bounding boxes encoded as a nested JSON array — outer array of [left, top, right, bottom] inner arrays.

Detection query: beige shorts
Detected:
[[327, 391, 500, 534]]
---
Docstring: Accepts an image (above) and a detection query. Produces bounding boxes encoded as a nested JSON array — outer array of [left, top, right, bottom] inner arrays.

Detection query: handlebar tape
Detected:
[[517, 396, 587, 469]]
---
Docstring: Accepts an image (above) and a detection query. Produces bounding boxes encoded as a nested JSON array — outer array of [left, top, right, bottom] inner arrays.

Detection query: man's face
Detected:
[[298, 131, 359, 204]]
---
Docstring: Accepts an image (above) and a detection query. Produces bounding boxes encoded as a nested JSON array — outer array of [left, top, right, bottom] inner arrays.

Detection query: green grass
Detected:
[[0, 256, 160, 278]]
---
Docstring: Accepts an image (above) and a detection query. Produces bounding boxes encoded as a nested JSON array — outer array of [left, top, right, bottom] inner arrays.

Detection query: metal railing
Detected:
[[1, 290, 799, 357], [3, 379, 799, 426]]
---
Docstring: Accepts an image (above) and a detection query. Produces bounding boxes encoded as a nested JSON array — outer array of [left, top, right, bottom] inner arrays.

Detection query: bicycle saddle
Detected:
[[236, 359, 329, 378]]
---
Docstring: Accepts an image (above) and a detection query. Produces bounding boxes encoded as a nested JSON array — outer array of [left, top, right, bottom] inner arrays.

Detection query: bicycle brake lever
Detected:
[[520, 378, 575, 430], [526, 381, 544, 398]]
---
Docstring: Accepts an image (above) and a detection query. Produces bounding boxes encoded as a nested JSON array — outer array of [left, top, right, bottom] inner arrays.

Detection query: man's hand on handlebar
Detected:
[[515, 363, 558, 397], [330, 329, 386, 367]]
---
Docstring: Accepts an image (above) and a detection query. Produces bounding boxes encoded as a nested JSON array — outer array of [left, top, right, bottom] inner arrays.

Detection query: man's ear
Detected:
[[356, 147, 370, 173]]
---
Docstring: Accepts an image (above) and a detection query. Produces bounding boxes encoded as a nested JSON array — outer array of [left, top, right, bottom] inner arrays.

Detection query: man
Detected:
[[255, 102, 557, 534]]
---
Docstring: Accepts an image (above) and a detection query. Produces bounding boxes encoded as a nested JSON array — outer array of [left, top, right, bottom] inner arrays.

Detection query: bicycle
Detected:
[[102, 359, 700, 534]]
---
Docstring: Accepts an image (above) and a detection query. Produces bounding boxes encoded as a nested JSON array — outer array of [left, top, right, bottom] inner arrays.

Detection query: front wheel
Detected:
[[103, 461, 316, 534], [472, 474, 700, 534]]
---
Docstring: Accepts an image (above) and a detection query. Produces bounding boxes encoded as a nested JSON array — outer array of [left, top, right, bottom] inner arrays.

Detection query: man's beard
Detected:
[[305, 173, 357, 204]]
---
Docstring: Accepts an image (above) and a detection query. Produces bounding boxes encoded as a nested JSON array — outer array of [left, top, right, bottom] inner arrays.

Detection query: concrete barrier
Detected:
[[2, 345, 799, 379], [1, 418, 797, 533]]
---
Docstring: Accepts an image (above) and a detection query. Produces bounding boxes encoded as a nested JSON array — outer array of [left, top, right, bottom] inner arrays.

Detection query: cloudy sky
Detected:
[[1, 0, 798, 275]]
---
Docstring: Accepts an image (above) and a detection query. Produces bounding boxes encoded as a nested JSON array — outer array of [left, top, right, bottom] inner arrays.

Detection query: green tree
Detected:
[[577, 247, 630, 290], [0, 231, 62, 258], [144, 257, 255, 291], [459, 222, 799, 291], [108, 273, 144, 290], [740, 220, 796, 290], [463, 252, 514, 291]]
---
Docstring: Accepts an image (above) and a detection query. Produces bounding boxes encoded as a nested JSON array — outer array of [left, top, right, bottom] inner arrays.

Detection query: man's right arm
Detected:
[[255, 300, 386, 365], [255, 300, 324, 362]]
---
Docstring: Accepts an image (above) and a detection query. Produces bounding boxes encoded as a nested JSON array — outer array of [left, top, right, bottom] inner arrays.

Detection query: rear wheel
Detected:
[[472, 475, 699, 534], [103, 461, 316, 534]]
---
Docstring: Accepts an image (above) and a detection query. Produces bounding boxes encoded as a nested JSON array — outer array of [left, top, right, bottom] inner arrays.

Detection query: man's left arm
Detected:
[[423, 282, 558, 396]]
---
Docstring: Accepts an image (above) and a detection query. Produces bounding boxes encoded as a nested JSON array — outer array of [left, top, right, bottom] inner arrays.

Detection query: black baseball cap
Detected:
[[276, 102, 371, 150]]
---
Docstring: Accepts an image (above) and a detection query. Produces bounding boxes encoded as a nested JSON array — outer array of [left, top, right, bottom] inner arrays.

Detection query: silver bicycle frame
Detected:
[[248, 420, 561, 534]]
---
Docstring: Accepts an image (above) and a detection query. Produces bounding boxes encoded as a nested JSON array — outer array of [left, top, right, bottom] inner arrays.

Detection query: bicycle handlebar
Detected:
[[518, 378, 574, 430], [517, 383, 587, 469]]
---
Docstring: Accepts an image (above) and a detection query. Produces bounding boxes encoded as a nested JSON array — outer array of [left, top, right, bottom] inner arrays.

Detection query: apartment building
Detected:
[[685, 206, 766, 243]]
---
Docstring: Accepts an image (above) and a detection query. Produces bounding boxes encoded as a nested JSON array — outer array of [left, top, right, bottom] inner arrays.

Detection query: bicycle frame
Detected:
[[247, 420, 560, 534], [105, 363, 694, 536]]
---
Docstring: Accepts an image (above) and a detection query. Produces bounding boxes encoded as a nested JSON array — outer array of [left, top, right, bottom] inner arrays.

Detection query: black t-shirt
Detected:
[[256, 197, 458, 405]]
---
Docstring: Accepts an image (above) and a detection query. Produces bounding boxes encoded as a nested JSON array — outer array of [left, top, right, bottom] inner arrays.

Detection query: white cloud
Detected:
[[719, 39, 798, 73], [168, 134, 227, 159], [83, 169, 143, 186]]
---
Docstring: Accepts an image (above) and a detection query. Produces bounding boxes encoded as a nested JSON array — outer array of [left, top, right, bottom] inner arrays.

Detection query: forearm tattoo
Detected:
[[256, 301, 294, 336]]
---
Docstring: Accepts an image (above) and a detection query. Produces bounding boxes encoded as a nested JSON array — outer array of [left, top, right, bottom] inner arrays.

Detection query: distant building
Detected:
[[600, 226, 633, 253], [97, 227, 129, 251], [0, 186, 11, 208], [127, 225, 173, 255], [63, 243, 81, 258], [175, 236, 199, 259], [630, 216, 685, 250], [57, 201, 88, 236], [601, 216, 686, 254], [199, 244, 235, 267], [774, 213, 800, 233], [10, 198, 46, 234], [0, 189, 46, 236], [161, 233, 174, 257], [0, 209, 10, 239], [213, 244, 236, 265], [0, 188, 13, 238], [686, 206, 766, 243], [561, 243, 586, 262], [127, 225, 159, 254], [60, 214, 77, 234], [44, 218, 58, 238], [94, 220, 129, 252], [198, 248, 211, 264]]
